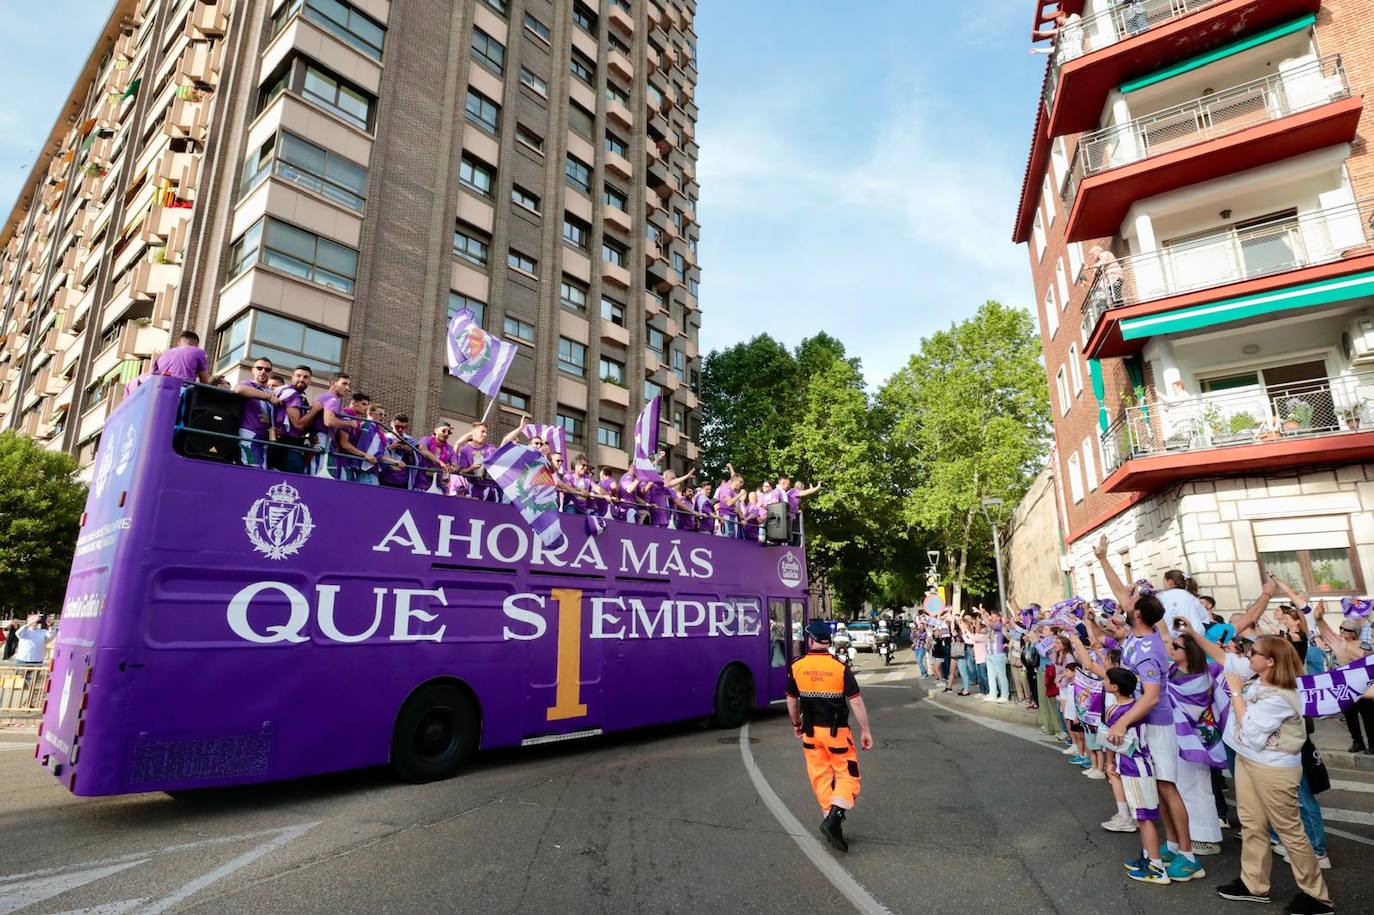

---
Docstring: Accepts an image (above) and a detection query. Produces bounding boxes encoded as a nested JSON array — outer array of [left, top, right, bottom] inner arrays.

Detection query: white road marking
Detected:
[[1329, 779, 1374, 794], [0, 861, 147, 915], [0, 744, 32, 752], [141, 821, 317, 914], [739, 723, 893, 915], [52, 900, 149, 914]]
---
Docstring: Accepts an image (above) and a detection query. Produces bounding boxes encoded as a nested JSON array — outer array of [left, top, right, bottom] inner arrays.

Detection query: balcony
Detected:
[[188, 0, 229, 39], [1083, 199, 1374, 358], [1063, 56, 1360, 241], [608, 99, 634, 130], [600, 320, 630, 347], [604, 205, 632, 235], [118, 321, 170, 360], [605, 149, 632, 180], [141, 201, 194, 245], [1040, 0, 1321, 134], [1101, 371, 1374, 491], [608, 48, 634, 81], [599, 381, 630, 407], [609, 4, 634, 35], [163, 97, 209, 143]]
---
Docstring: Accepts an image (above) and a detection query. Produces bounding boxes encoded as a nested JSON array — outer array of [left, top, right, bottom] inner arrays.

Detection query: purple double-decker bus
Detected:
[[35, 376, 810, 796]]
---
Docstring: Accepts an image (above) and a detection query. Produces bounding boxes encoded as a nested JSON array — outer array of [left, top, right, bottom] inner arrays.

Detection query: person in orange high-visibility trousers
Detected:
[[786, 620, 875, 852]]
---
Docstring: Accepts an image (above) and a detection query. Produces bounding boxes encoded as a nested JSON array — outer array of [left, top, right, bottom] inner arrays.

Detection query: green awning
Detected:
[[1088, 358, 1108, 433], [1120, 269, 1374, 339], [1120, 15, 1317, 93], [121, 77, 142, 100]]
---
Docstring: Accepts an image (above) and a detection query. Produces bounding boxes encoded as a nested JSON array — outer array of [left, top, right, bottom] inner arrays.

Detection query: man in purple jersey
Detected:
[[312, 373, 358, 477], [417, 422, 459, 492], [693, 481, 715, 532], [457, 422, 501, 501], [152, 330, 212, 384], [272, 365, 320, 473], [380, 413, 419, 489], [336, 393, 391, 484], [714, 465, 744, 537], [1095, 534, 1201, 882], [233, 357, 284, 468]]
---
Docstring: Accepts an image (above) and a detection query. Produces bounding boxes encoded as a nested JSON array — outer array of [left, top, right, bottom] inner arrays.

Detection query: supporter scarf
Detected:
[[1169, 667, 1226, 769], [1341, 597, 1373, 621], [1297, 655, 1374, 718], [1072, 668, 1104, 728], [1036, 635, 1058, 656]]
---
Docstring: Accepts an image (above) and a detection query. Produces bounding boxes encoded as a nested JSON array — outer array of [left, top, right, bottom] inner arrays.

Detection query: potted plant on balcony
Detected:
[[1341, 401, 1367, 431], [1282, 398, 1314, 433], [1219, 411, 1259, 444], [1311, 561, 1352, 594]]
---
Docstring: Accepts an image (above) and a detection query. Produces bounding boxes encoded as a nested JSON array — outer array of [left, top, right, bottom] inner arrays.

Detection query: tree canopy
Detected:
[[0, 431, 87, 616]]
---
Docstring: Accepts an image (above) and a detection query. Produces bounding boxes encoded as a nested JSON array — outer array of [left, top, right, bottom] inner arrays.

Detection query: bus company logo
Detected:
[[244, 482, 315, 560], [114, 425, 137, 476], [778, 553, 803, 589]]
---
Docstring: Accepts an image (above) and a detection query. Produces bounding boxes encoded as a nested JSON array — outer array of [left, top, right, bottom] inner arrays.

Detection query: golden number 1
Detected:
[[546, 588, 588, 721]]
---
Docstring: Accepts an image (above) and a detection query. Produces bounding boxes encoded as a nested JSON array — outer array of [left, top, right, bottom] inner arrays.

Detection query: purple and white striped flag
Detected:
[[1169, 669, 1226, 769], [633, 395, 663, 483], [522, 423, 568, 463], [485, 443, 564, 547], [1298, 655, 1374, 718], [446, 309, 516, 398]]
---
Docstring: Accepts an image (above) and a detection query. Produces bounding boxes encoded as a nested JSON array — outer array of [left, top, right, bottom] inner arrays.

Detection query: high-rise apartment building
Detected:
[[1014, 0, 1374, 609], [0, 0, 703, 475]]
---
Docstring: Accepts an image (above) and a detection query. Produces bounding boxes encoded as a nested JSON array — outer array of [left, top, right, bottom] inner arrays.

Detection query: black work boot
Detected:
[[819, 805, 848, 852]]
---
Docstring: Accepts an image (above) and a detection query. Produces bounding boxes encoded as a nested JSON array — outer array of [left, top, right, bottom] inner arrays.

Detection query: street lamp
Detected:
[[980, 497, 1007, 612]]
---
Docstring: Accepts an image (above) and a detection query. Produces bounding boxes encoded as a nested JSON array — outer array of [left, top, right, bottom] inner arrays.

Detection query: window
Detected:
[[601, 295, 626, 325], [503, 316, 534, 342], [672, 208, 684, 230], [448, 291, 486, 326], [565, 154, 591, 193], [1257, 521, 1363, 595], [459, 154, 494, 197], [499, 388, 529, 410], [1067, 452, 1084, 503], [608, 31, 630, 55], [557, 410, 586, 444], [1068, 241, 1083, 284], [291, 61, 374, 130], [558, 338, 587, 377], [563, 214, 590, 250], [465, 89, 500, 133], [672, 347, 685, 381], [508, 249, 538, 275], [605, 132, 628, 157], [573, 1, 598, 32], [603, 239, 626, 266], [570, 49, 596, 84], [452, 224, 489, 266], [229, 217, 358, 294], [597, 422, 623, 449], [688, 277, 699, 297], [644, 379, 662, 401], [482, 0, 507, 14], [1056, 258, 1069, 307], [215, 308, 344, 374], [1043, 287, 1059, 337], [1081, 437, 1098, 492], [241, 130, 368, 211], [471, 27, 505, 74], [518, 67, 547, 97], [1051, 136, 1069, 188], [560, 277, 588, 312], [568, 101, 594, 140], [673, 252, 685, 277], [646, 324, 665, 355], [606, 82, 629, 105], [272, 0, 385, 61], [646, 83, 662, 109], [511, 184, 540, 213], [1068, 344, 1083, 394], [523, 13, 551, 41], [515, 124, 544, 153], [600, 357, 625, 384], [1055, 366, 1070, 415], [1032, 210, 1046, 260], [603, 184, 627, 211], [1043, 176, 1057, 225]]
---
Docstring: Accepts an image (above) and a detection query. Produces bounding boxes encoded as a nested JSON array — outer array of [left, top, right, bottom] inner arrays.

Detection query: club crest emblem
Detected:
[[243, 481, 315, 560], [114, 425, 137, 476], [454, 326, 491, 368]]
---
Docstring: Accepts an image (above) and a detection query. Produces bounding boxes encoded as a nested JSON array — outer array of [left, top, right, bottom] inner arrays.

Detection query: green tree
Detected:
[[879, 301, 1050, 613], [698, 334, 798, 482], [0, 432, 87, 615]]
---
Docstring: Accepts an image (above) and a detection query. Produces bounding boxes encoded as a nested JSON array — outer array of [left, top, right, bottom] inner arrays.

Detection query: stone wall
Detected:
[[1005, 463, 1070, 608]]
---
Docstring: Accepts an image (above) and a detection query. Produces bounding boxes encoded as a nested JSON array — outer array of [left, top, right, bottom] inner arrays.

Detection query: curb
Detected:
[[912, 680, 1374, 774]]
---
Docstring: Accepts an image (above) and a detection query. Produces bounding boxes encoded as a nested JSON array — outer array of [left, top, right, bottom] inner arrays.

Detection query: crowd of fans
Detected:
[[140, 332, 818, 534], [909, 540, 1373, 915]]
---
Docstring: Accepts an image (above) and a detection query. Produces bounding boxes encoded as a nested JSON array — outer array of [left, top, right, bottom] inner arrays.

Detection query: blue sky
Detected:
[[0, 1, 1046, 386]]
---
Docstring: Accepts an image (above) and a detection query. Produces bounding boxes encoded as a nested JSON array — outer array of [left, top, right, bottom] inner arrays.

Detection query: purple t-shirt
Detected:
[[458, 442, 496, 474], [314, 391, 343, 436], [352, 416, 387, 473], [152, 345, 207, 382], [564, 471, 594, 511], [715, 484, 737, 516], [989, 621, 1006, 655], [1107, 701, 1154, 778], [1125, 632, 1174, 726], [276, 385, 309, 437], [236, 381, 275, 436]]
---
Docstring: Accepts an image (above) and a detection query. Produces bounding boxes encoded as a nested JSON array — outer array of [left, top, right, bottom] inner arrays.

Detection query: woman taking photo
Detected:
[[1181, 622, 1333, 915]]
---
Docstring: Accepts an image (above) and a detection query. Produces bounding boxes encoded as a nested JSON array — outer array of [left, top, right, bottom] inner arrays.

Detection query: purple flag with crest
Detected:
[[484, 443, 564, 547], [446, 309, 516, 398], [633, 396, 663, 483]]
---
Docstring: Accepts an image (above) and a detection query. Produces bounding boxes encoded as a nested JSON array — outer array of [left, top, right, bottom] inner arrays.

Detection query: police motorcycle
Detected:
[[875, 619, 894, 666], [830, 622, 854, 667]]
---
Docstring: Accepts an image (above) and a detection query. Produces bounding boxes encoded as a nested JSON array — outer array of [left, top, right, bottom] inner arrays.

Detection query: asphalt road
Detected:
[[2, 655, 1372, 914]]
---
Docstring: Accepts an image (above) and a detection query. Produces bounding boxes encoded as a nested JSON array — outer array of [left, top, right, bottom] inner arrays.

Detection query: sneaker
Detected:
[[1067, 755, 1087, 765], [1273, 843, 1288, 859], [1160, 848, 1177, 866], [1285, 891, 1335, 915], [1083, 768, 1106, 780], [1193, 841, 1222, 856], [981, 695, 993, 701], [1061, 745, 1078, 755], [1318, 854, 1331, 871], [1220, 873, 1269, 901], [1166, 856, 1205, 882], [1126, 861, 1170, 885], [1122, 852, 1149, 872], [995, 697, 1009, 703], [1101, 813, 1139, 833], [1075, 756, 1093, 768], [1217, 878, 1271, 903]]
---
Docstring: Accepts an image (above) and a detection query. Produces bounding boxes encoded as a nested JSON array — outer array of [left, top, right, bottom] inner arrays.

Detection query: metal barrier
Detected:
[[0, 663, 49, 716]]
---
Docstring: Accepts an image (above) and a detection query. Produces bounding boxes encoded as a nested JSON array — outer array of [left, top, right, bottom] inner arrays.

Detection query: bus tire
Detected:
[[710, 664, 754, 729], [391, 682, 480, 783]]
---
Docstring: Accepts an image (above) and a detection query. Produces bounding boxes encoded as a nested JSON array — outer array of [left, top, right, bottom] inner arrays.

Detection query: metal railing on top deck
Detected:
[[1062, 56, 1350, 206], [1100, 371, 1374, 474], [1079, 197, 1374, 341], [1042, 0, 1223, 111]]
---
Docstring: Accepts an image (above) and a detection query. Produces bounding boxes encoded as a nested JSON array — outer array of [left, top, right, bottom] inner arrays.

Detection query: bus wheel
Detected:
[[391, 683, 479, 783], [710, 664, 754, 729]]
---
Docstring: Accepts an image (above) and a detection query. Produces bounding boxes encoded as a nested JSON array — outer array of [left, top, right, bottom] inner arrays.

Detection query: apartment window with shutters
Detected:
[[1081, 437, 1098, 492], [1067, 451, 1084, 503]]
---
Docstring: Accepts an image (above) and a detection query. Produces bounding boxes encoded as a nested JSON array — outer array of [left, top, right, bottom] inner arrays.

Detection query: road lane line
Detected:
[[1329, 779, 1374, 794], [739, 723, 893, 915], [141, 822, 318, 914]]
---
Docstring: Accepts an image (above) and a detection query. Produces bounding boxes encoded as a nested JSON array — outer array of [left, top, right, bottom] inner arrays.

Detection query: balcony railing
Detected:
[[1101, 372, 1374, 473], [1043, 0, 1222, 110], [1063, 56, 1349, 205], [1080, 197, 1374, 340]]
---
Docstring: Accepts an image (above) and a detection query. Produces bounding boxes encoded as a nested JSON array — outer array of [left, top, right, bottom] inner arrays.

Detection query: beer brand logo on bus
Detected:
[[778, 553, 803, 589], [244, 482, 315, 561], [115, 425, 137, 476], [93, 436, 116, 499]]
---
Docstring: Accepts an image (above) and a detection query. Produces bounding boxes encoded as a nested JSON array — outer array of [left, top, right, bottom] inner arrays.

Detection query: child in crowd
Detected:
[[1105, 667, 1171, 885]]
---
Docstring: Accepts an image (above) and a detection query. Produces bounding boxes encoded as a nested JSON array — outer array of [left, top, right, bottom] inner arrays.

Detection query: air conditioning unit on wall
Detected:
[[1058, 555, 1072, 572], [1343, 313, 1374, 365]]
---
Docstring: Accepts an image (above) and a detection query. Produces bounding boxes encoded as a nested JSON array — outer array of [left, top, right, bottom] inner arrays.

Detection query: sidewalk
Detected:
[[911, 675, 1374, 774]]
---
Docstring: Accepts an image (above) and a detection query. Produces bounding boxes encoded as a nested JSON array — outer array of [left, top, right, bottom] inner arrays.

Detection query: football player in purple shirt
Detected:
[[456, 421, 502, 501], [312, 373, 359, 476], [152, 330, 212, 384], [273, 365, 320, 474], [233, 358, 284, 468], [380, 413, 420, 489]]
